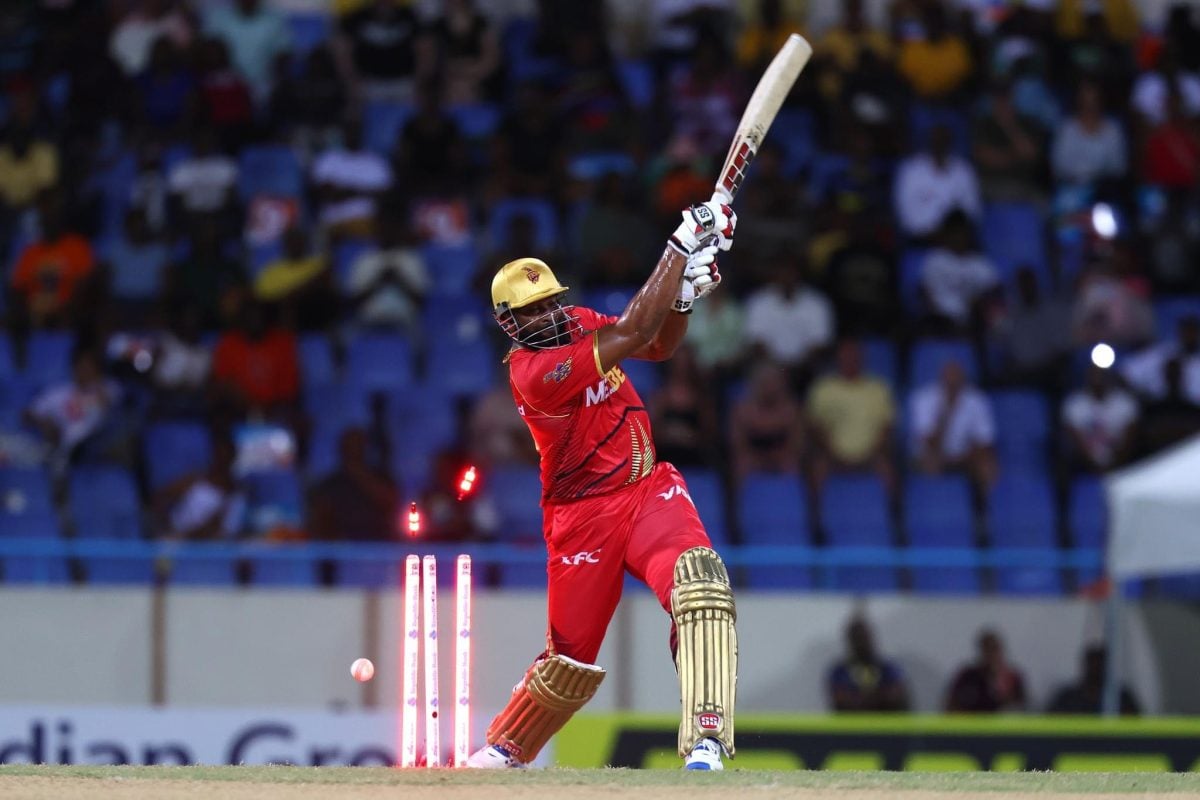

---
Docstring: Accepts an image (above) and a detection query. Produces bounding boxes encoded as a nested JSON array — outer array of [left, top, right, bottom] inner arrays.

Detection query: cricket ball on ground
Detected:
[[351, 657, 375, 682]]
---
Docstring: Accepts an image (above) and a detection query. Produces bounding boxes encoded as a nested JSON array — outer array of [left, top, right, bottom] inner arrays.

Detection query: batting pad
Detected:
[[487, 653, 606, 762], [672, 546, 738, 757]]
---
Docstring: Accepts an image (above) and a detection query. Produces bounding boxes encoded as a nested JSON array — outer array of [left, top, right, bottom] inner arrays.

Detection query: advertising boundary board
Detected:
[[556, 714, 1200, 771]]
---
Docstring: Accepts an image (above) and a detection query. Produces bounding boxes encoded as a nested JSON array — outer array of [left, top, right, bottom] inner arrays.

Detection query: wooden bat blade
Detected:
[[715, 33, 813, 203]]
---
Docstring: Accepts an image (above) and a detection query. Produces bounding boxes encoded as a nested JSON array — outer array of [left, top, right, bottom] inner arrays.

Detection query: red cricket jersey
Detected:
[[507, 307, 656, 504]]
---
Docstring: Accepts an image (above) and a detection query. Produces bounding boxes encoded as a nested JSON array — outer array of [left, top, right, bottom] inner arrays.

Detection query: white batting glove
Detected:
[[673, 244, 720, 313], [668, 200, 737, 256]]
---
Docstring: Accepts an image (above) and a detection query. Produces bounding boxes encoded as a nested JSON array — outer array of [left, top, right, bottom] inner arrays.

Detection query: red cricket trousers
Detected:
[[541, 462, 712, 664]]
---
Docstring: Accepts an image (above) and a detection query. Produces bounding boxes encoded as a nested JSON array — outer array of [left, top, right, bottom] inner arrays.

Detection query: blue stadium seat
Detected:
[[988, 474, 1061, 594], [0, 375, 37, 430], [908, 338, 978, 387], [248, 239, 283, 276], [0, 466, 54, 515], [4, 552, 69, 584], [449, 103, 501, 140], [981, 203, 1049, 286], [1154, 296, 1200, 339], [582, 286, 637, 318], [387, 388, 457, 490], [909, 103, 971, 156], [68, 466, 142, 539], [769, 108, 817, 176], [238, 145, 304, 200], [423, 295, 496, 398], [737, 473, 812, 589], [333, 238, 375, 290], [144, 422, 212, 490], [0, 332, 14, 378], [345, 333, 414, 393], [287, 13, 330, 55], [23, 332, 73, 385], [862, 339, 899, 388], [822, 475, 897, 591], [363, 102, 414, 154], [620, 358, 662, 399], [991, 390, 1050, 467], [488, 198, 559, 252], [485, 466, 544, 540], [1, 468, 65, 584], [678, 468, 728, 546], [568, 153, 637, 181], [502, 17, 557, 82], [905, 475, 980, 594], [423, 243, 479, 297], [298, 334, 337, 387], [1068, 475, 1106, 587], [244, 471, 304, 532], [899, 249, 928, 314], [616, 59, 655, 109]]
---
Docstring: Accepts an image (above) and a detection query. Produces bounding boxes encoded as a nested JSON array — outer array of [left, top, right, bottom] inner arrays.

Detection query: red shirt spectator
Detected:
[[212, 307, 300, 409], [1143, 95, 1200, 188], [10, 201, 94, 326]]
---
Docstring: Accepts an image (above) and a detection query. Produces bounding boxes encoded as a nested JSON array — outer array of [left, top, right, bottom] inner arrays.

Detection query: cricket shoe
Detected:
[[683, 738, 725, 771], [466, 744, 525, 769]]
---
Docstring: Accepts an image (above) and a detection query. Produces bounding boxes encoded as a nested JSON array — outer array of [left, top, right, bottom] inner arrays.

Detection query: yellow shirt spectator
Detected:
[[897, 35, 973, 100], [255, 256, 328, 301], [737, 22, 808, 72], [1056, 0, 1138, 43], [807, 374, 895, 464], [0, 140, 58, 208], [818, 26, 893, 73]]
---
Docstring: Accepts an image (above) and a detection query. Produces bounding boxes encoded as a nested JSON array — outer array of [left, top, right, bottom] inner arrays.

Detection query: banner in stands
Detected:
[[557, 714, 1200, 772], [0, 707, 396, 766]]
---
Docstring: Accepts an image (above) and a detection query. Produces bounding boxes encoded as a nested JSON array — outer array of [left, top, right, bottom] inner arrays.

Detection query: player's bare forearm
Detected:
[[632, 310, 688, 361], [595, 246, 687, 372]]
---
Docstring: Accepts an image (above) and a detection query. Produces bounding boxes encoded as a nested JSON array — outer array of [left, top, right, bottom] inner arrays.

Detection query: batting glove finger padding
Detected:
[[669, 201, 736, 255]]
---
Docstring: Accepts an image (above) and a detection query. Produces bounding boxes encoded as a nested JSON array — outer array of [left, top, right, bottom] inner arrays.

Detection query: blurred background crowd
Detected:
[[0, 0, 1198, 595]]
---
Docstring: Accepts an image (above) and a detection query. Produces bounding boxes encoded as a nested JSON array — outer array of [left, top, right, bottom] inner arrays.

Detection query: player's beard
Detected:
[[518, 304, 577, 349]]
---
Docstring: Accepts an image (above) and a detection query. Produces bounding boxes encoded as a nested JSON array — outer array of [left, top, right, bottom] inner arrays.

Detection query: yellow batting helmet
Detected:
[[491, 258, 569, 312]]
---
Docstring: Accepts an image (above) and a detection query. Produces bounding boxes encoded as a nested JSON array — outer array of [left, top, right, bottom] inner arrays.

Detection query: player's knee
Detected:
[[671, 546, 735, 621]]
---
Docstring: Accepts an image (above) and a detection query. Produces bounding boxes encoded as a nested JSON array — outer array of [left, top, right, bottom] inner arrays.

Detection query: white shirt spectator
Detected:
[[203, 4, 291, 100], [154, 333, 212, 391], [1051, 117, 1127, 185], [311, 148, 393, 226], [1062, 388, 1139, 467], [1131, 71, 1200, 125], [921, 248, 999, 325], [894, 153, 982, 237], [168, 155, 238, 213], [743, 284, 835, 365], [109, 10, 192, 75], [346, 247, 429, 328], [30, 379, 121, 451], [1120, 342, 1200, 402], [650, 0, 734, 51], [169, 480, 246, 539], [910, 383, 995, 460]]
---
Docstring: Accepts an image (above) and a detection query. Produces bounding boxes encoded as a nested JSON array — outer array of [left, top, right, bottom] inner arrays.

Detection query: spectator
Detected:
[[648, 0, 734, 72], [729, 363, 804, 483], [945, 629, 1028, 712], [649, 344, 720, 469], [128, 143, 170, 237], [1051, 82, 1128, 188], [806, 339, 897, 495], [134, 37, 195, 135], [311, 119, 393, 239], [576, 172, 656, 289], [394, 80, 468, 195], [1047, 644, 1140, 715], [211, 301, 300, 417], [668, 32, 741, 155], [103, 208, 172, 318], [468, 384, 539, 468], [993, 267, 1072, 386], [1141, 90, 1200, 191], [895, 2, 974, 102], [268, 46, 347, 159], [167, 127, 239, 229], [814, 0, 892, 103], [1070, 249, 1155, 349], [1120, 315, 1200, 404], [254, 226, 335, 331], [24, 347, 127, 470], [736, 0, 806, 76], [814, 210, 899, 337], [109, 0, 194, 78], [1131, 53, 1200, 128], [10, 193, 95, 328], [684, 289, 746, 378], [894, 124, 982, 239], [556, 29, 635, 157], [1062, 365, 1139, 472], [308, 428, 399, 541], [335, 0, 429, 105], [735, 142, 809, 275], [151, 307, 211, 418], [425, 0, 501, 105], [154, 433, 247, 540], [827, 615, 910, 712], [972, 80, 1047, 203], [0, 96, 59, 219], [651, 134, 713, 229], [742, 254, 835, 381], [203, 0, 291, 103], [488, 80, 564, 200], [910, 360, 998, 489], [1137, 356, 1200, 455], [344, 208, 428, 336], [194, 36, 256, 149], [1055, 0, 1138, 44], [165, 218, 247, 330], [919, 210, 1001, 334]]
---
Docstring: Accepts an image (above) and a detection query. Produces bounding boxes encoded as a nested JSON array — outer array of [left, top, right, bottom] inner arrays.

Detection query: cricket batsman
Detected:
[[466, 199, 738, 771]]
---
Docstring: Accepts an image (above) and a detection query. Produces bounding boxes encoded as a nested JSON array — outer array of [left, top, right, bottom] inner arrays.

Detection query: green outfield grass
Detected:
[[1, 765, 1200, 793]]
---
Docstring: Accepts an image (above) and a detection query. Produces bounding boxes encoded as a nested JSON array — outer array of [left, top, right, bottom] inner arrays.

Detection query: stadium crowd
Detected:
[[0, 0, 1199, 594]]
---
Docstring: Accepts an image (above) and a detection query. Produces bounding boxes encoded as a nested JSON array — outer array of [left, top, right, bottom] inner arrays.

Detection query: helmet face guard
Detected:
[[494, 299, 584, 350]]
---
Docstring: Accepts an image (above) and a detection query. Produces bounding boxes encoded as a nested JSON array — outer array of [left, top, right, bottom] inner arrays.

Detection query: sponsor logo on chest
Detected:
[[585, 366, 626, 407]]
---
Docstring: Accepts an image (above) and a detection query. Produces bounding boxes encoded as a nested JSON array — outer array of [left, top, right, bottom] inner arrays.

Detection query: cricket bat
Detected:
[[713, 33, 813, 205]]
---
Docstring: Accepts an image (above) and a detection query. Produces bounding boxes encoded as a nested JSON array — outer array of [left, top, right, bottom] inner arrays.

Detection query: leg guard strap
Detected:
[[486, 653, 606, 762]]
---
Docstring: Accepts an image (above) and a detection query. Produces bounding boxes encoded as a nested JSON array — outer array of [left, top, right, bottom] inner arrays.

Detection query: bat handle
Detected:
[[712, 187, 734, 206]]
